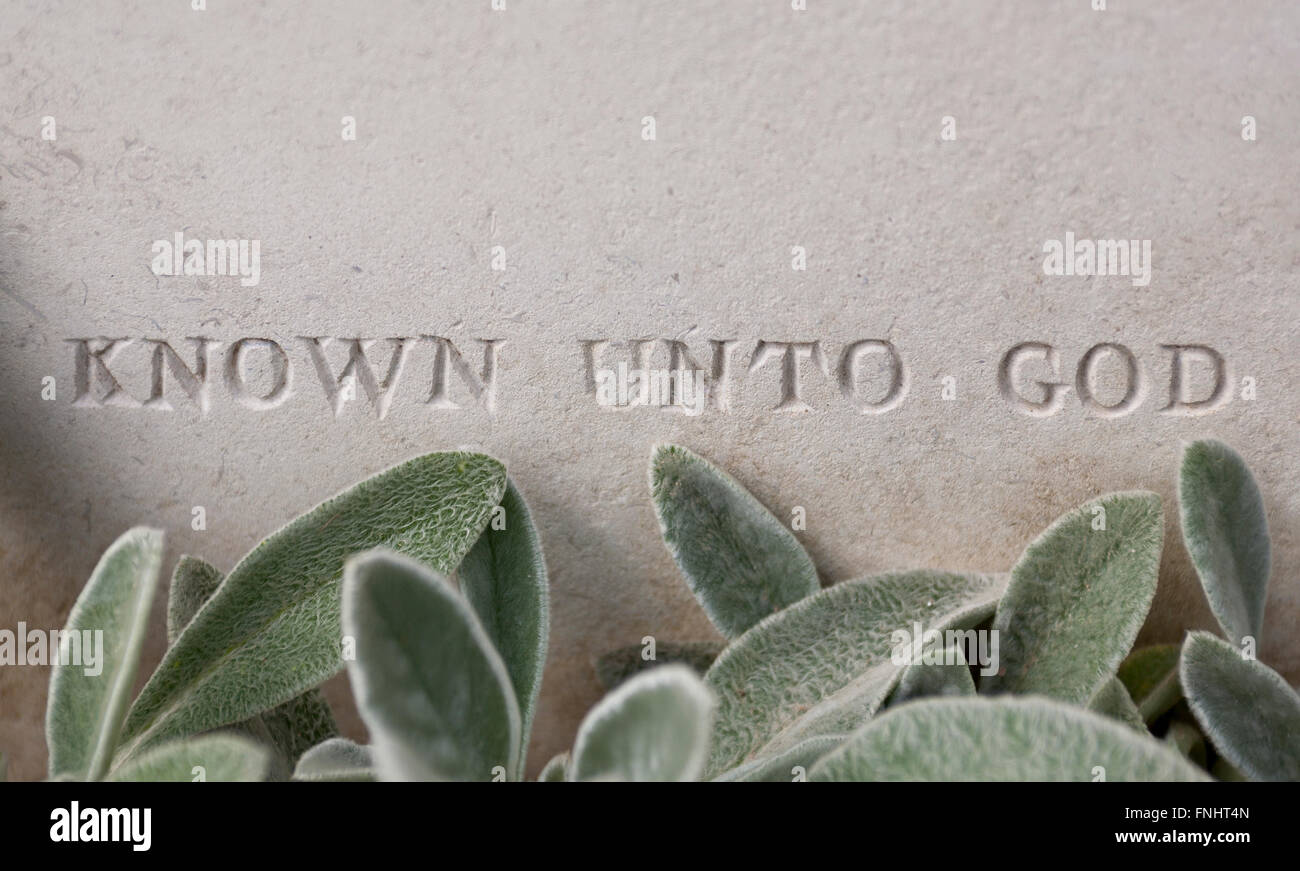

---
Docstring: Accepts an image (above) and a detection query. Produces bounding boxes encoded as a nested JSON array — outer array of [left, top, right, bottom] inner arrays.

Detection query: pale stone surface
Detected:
[[0, 1, 1296, 780]]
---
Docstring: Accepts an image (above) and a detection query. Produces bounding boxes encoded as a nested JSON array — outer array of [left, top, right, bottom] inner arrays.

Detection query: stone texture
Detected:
[[1, 0, 1296, 781]]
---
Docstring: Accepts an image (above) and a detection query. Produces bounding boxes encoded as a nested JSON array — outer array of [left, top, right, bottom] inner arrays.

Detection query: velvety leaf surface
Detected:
[[457, 480, 549, 769], [256, 689, 340, 771], [811, 696, 1209, 782], [1117, 644, 1182, 723], [704, 570, 1006, 776], [1180, 631, 1300, 782], [570, 665, 714, 782], [1088, 676, 1146, 732], [343, 551, 520, 782], [595, 640, 726, 691], [890, 645, 976, 706], [161, 555, 339, 775], [292, 738, 376, 782], [982, 492, 1163, 704], [1163, 720, 1207, 768], [108, 734, 269, 782], [119, 452, 506, 758], [713, 735, 844, 782], [537, 752, 569, 782], [165, 555, 223, 645], [650, 445, 819, 638], [47, 528, 164, 781], [1178, 440, 1271, 646]]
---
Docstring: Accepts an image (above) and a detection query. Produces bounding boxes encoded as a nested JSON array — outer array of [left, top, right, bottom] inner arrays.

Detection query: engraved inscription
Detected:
[[65, 335, 499, 417]]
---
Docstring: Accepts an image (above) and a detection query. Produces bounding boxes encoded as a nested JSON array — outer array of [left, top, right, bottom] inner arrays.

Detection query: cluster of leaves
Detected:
[[34, 439, 1296, 781], [623, 440, 1296, 781]]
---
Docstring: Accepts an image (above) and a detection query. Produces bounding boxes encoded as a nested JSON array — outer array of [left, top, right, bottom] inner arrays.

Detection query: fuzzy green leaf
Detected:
[[165, 555, 224, 645], [1178, 440, 1270, 646], [982, 492, 1163, 704], [162, 555, 339, 776], [704, 570, 1006, 777], [292, 738, 376, 782], [570, 665, 714, 782], [650, 445, 819, 638], [713, 735, 844, 782], [457, 480, 549, 771], [1164, 720, 1207, 768], [1117, 644, 1182, 723], [1088, 676, 1146, 732], [256, 689, 340, 773], [812, 696, 1209, 782], [1180, 631, 1300, 782], [538, 752, 569, 782], [890, 645, 976, 706], [119, 452, 506, 759], [595, 640, 726, 691], [108, 734, 269, 782], [46, 528, 164, 781], [344, 550, 520, 782]]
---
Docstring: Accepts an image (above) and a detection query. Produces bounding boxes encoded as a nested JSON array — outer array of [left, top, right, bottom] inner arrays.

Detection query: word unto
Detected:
[[66, 336, 499, 418], [0, 623, 103, 676], [50, 802, 151, 852], [1042, 232, 1152, 287], [594, 364, 707, 414], [890, 622, 999, 677], [151, 233, 261, 287]]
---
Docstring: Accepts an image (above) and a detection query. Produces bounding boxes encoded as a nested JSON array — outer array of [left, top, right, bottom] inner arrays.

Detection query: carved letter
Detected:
[[144, 338, 214, 414], [837, 339, 907, 413], [1075, 342, 1144, 417], [1159, 344, 1229, 415], [998, 342, 1067, 416], [748, 340, 827, 412], [224, 338, 292, 410]]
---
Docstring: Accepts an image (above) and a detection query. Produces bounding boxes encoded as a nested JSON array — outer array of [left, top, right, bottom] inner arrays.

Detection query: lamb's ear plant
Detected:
[[167, 555, 340, 780], [567, 665, 713, 782], [334, 475, 548, 782], [645, 441, 1295, 782], [1173, 440, 1299, 782], [650, 445, 819, 637], [41, 450, 506, 781], [980, 492, 1164, 704], [809, 697, 1209, 782], [1177, 439, 1269, 648], [44, 528, 269, 782], [116, 451, 506, 764], [1180, 631, 1300, 782]]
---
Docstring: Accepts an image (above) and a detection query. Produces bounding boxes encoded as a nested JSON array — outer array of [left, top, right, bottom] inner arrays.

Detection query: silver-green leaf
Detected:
[[46, 527, 164, 781], [982, 492, 1163, 704], [650, 445, 819, 638], [162, 555, 339, 776], [1180, 631, 1300, 782], [890, 645, 976, 706], [704, 570, 1006, 777], [457, 479, 549, 772], [569, 665, 714, 782], [343, 550, 520, 782], [537, 752, 569, 782], [292, 738, 376, 782], [811, 696, 1209, 782], [1087, 676, 1146, 732], [108, 734, 270, 782], [1117, 644, 1182, 724], [713, 735, 844, 782], [118, 452, 506, 759], [165, 555, 224, 645], [1178, 440, 1270, 647]]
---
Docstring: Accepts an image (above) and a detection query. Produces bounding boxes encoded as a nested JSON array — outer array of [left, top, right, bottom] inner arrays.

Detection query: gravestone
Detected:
[[0, 1, 1296, 780]]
